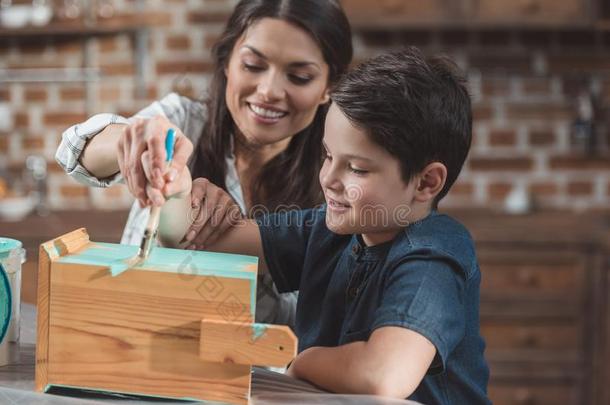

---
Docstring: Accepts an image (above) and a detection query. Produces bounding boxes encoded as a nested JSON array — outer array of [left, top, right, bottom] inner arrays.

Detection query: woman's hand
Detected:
[[182, 178, 243, 250], [149, 163, 193, 203], [116, 115, 193, 207]]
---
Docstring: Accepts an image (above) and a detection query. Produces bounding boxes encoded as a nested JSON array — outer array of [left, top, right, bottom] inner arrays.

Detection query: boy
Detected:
[[160, 47, 490, 404]]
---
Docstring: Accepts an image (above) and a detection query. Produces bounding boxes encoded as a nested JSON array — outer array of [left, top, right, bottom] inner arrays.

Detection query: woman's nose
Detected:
[[257, 71, 285, 101]]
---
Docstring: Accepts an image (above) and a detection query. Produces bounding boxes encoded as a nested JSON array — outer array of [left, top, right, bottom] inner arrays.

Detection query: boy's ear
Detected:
[[413, 162, 447, 203]]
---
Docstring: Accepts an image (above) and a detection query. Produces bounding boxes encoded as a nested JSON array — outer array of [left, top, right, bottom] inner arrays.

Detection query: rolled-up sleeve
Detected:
[[55, 92, 204, 188], [55, 113, 129, 187]]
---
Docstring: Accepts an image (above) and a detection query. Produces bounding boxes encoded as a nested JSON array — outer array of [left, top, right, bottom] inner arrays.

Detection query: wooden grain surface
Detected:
[[200, 319, 297, 367], [46, 264, 254, 404], [37, 229, 261, 404], [35, 228, 89, 392]]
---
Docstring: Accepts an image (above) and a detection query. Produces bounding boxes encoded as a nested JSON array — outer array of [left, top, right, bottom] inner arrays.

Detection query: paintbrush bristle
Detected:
[[108, 255, 142, 277]]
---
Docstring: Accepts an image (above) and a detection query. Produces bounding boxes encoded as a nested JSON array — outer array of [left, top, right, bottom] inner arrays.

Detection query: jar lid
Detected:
[[0, 238, 22, 259], [0, 263, 11, 343]]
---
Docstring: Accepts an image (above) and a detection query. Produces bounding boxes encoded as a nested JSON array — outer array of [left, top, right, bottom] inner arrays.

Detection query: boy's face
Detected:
[[320, 104, 419, 246]]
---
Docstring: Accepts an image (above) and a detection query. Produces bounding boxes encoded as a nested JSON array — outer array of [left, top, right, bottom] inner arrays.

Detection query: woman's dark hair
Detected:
[[331, 47, 472, 208], [191, 0, 353, 213]]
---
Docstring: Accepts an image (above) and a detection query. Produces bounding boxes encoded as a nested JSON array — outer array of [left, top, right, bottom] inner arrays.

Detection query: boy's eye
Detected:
[[289, 74, 313, 85], [349, 164, 368, 175]]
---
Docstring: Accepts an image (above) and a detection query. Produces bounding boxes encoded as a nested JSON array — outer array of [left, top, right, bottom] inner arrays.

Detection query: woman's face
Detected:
[[225, 18, 330, 148]]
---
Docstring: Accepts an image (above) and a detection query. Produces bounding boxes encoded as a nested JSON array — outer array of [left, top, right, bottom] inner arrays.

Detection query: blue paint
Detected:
[[251, 324, 268, 340], [57, 243, 257, 278], [56, 243, 259, 316], [0, 263, 12, 344], [108, 260, 131, 277], [0, 238, 21, 259]]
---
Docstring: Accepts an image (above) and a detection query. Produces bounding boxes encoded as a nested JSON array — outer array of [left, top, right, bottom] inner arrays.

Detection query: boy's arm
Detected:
[[158, 190, 268, 273], [291, 257, 468, 398], [288, 326, 436, 398]]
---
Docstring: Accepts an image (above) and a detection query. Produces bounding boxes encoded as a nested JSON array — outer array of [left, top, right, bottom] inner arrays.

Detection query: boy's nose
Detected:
[[320, 162, 343, 192]]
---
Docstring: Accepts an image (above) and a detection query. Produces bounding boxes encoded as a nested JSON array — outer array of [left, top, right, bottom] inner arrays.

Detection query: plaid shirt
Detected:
[[55, 93, 296, 327]]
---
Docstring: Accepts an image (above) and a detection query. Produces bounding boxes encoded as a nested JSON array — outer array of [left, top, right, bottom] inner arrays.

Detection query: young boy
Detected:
[[160, 47, 490, 404]]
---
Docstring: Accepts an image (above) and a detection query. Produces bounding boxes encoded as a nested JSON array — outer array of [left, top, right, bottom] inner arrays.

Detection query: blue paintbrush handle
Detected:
[[165, 128, 176, 163]]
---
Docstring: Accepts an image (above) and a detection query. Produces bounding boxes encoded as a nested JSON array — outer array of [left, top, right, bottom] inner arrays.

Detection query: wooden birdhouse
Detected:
[[35, 228, 296, 404]]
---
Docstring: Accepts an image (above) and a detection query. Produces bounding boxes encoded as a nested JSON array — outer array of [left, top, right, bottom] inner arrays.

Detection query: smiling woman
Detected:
[[55, 0, 353, 327], [224, 19, 330, 147]]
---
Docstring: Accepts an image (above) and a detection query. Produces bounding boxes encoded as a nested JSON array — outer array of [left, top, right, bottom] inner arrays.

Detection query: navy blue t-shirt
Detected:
[[256, 206, 490, 405]]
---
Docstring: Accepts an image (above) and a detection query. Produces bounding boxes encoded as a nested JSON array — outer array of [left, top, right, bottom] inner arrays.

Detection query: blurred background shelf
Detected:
[[596, 20, 610, 30], [342, 0, 601, 30], [0, 11, 170, 37], [0, 10, 171, 105]]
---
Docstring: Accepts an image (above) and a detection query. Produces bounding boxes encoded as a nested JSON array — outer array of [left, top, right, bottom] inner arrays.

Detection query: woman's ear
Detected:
[[320, 89, 331, 105], [413, 162, 447, 203]]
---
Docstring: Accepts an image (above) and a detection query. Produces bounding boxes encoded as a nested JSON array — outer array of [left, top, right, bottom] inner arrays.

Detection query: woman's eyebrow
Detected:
[[243, 45, 321, 70]]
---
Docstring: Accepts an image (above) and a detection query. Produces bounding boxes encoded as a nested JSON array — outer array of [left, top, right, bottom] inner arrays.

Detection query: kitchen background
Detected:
[[0, 1, 609, 405], [1, 0, 609, 213]]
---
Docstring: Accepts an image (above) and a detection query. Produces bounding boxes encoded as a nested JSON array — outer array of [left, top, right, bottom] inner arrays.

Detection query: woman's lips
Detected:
[[247, 102, 288, 124]]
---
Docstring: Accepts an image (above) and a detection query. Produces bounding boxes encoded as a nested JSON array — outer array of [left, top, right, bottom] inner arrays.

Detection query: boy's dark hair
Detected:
[[331, 47, 472, 207]]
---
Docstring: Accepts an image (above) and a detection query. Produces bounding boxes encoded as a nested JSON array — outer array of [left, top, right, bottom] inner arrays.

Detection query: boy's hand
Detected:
[[117, 115, 193, 207], [182, 178, 243, 249]]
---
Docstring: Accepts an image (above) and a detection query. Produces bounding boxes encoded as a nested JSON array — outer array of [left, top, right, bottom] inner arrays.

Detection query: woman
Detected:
[[55, 0, 353, 326]]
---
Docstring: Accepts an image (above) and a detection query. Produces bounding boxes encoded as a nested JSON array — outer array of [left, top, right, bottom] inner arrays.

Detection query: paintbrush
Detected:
[[109, 128, 176, 276]]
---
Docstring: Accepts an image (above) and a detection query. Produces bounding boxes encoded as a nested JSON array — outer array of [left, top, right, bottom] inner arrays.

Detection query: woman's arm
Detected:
[[79, 123, 124, 179], [288, 326, 436, 398], [56, 113, 130, 188], [56, 93, 199, 205]]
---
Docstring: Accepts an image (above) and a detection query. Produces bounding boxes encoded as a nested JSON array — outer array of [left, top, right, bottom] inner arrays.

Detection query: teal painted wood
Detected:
[[54, 242, 259, 316], [56, 243, 257, 279]]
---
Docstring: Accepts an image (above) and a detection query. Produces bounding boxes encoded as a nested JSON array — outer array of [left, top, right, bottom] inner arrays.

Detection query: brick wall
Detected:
[[1, 0, 609, 212]]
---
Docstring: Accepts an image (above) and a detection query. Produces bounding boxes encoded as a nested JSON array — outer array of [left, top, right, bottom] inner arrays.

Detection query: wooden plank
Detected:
[[200, 319, 296, 367], [34, 244, 51, 392], [36, 228, 90, 392], [47, 262, 254, 404], [51, 262, 255, 316], [53, 228, 89, 256]]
